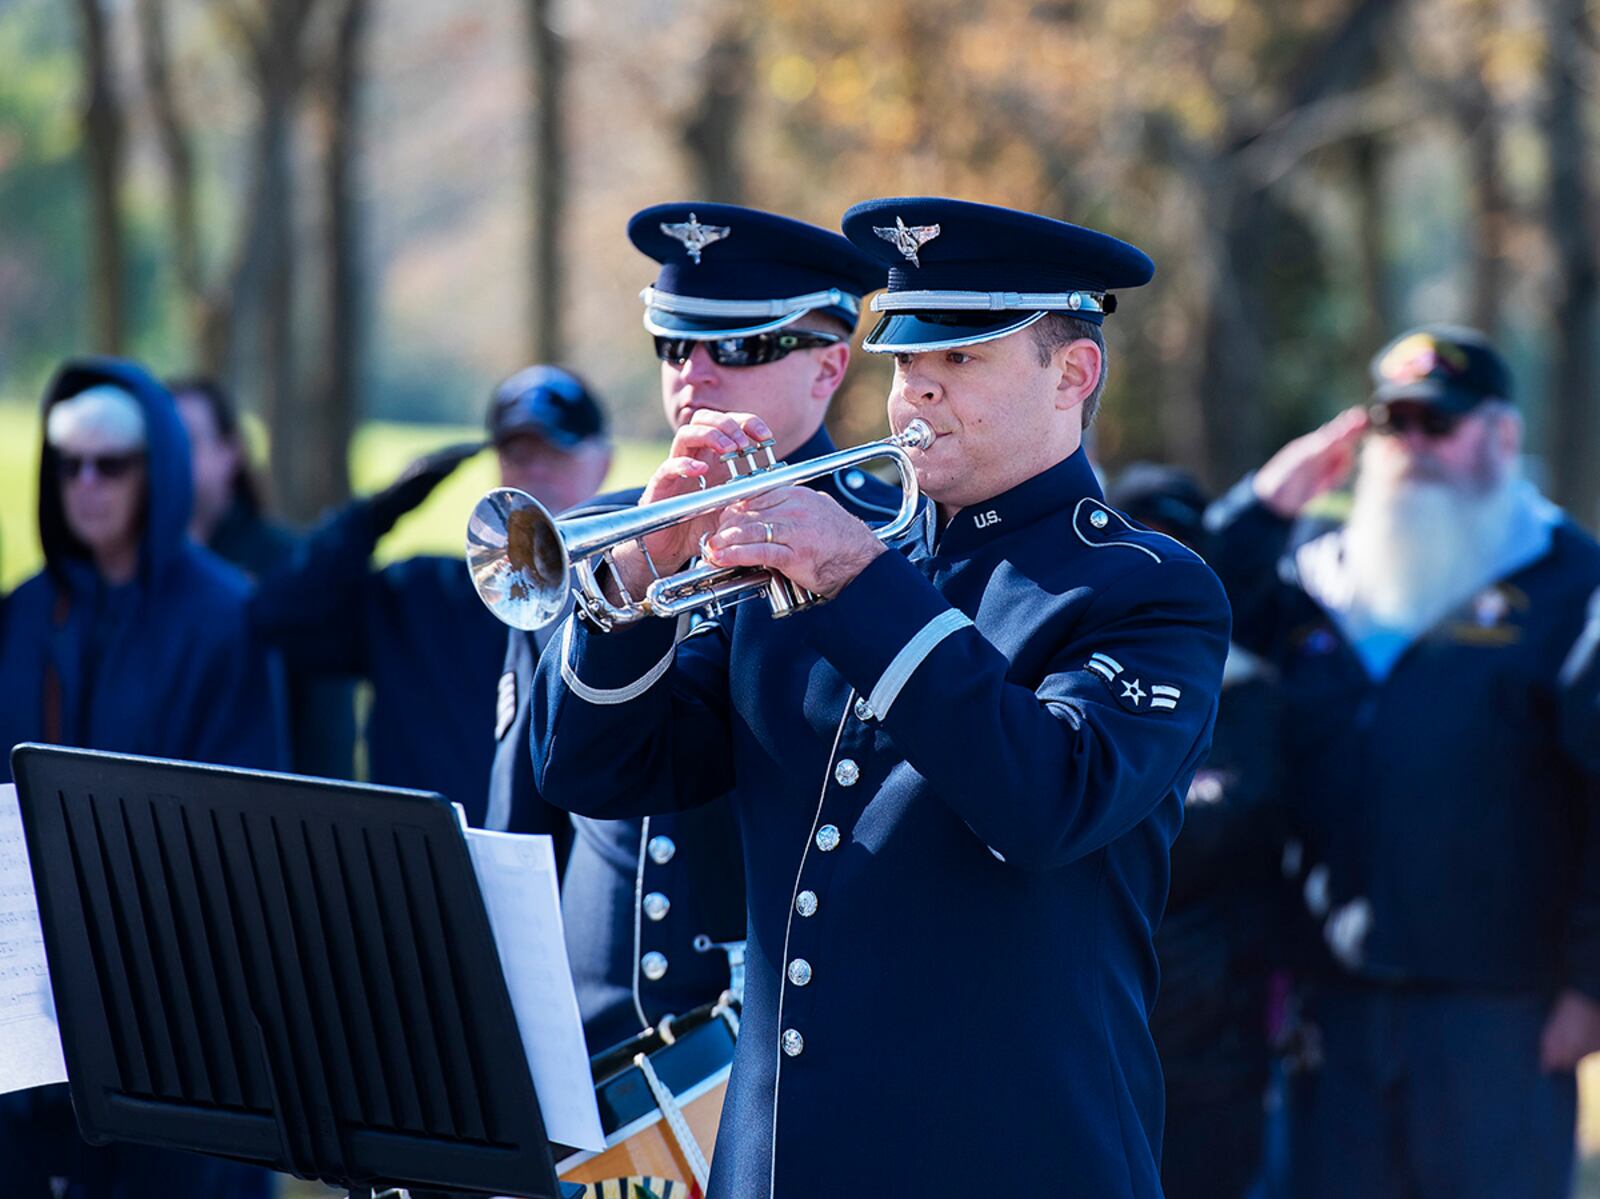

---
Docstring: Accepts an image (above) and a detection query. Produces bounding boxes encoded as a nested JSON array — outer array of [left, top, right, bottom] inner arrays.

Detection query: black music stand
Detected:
[[10, 744, 585, 1199]]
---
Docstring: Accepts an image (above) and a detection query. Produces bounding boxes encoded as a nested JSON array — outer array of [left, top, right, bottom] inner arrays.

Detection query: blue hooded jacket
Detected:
[[0, 358, 286, 781]]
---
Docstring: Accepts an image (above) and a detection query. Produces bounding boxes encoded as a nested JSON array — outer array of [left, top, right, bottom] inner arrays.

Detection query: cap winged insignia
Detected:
[[660, 212, 732, 264], [873, 215, 941, 267]]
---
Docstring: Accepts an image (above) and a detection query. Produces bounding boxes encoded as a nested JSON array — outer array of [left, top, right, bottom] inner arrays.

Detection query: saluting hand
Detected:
[[703, 486, 885, 598], [1252, 407, 1369, 519], [1539, 989, 1600, 1072]]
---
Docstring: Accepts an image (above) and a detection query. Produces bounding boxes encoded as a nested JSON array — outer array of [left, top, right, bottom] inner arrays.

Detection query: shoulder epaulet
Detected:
[[1072, 497, 1191, 565]]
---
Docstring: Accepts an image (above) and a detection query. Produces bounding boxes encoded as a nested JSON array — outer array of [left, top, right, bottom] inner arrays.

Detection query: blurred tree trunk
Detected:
[[136, 0, 208, 361], [1194, 182, 1271, 487], [1184, 0, 1399, 485], [76, 0, 125, 353], [1457, 76, 1509, 338], [243, 0, 317, 519], [1350, 134, 1394, 355], [680, 15, 751, 202], [302, 0, 370, 517], [1541, 0, 1600, 526], [525, 0, 566, 362]]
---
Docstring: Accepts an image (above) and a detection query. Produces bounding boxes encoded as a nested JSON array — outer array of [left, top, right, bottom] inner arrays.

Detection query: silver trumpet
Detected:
[[465, 419, 935, 630]]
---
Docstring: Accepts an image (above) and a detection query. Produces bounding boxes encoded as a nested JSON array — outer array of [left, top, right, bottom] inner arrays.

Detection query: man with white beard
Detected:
[[1206, 325, 1600, 1199]]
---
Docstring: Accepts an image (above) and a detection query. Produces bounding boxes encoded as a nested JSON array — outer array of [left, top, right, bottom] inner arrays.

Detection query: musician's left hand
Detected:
[[703, 485, 885, 597]]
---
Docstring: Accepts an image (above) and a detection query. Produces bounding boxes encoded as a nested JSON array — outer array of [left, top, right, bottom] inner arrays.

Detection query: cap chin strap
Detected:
[[639, 285, 860, 320], [872, 289, 1109, 316]]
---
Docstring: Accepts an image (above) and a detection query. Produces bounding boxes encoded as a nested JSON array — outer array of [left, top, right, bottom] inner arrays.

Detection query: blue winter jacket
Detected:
[[0, 358, 286, 782]]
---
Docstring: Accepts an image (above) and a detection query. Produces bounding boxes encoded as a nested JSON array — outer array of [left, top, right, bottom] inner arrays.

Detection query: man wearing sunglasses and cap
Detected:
[[1206, 325, 1600, 1198], [250, 365, 610, 820], [527, 198, 1231, 1196], [487, 204, 901, 1058]]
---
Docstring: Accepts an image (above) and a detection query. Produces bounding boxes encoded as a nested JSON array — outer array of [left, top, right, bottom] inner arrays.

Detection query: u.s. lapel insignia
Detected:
[[873, 215, 941, 266], [660, 212, 731, 264]]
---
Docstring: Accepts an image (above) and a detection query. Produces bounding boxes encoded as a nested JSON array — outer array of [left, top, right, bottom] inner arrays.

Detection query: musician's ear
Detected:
[[811, 340, 850, 400]]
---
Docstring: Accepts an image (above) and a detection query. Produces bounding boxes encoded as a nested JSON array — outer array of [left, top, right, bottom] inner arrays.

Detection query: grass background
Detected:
[[4, 401, 1599, 1190]]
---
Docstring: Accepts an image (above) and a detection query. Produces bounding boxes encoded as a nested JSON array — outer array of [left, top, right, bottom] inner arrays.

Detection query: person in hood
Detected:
[[0, 357, 285, 1197]]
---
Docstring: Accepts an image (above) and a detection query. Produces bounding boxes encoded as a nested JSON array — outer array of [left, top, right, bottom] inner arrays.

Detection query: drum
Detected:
[[558, 999, 738, 1199]]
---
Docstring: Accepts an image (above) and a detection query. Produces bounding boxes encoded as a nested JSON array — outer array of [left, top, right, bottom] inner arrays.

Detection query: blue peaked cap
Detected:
[[629, 202, 882, 338], [841, 197, 1155, 353]]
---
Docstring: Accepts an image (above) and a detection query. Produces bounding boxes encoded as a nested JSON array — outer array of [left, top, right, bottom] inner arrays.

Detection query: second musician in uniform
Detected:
[[530, 198, 1231, 1196]]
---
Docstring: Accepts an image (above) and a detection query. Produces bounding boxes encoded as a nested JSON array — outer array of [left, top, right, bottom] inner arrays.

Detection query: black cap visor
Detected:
[[861, 310, 1048, 354], [1370, 378, 1497, 415], [643, 306, 811, 339]]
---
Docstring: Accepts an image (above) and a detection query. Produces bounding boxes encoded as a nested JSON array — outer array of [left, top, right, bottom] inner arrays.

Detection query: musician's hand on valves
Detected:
[[609, 411, 777, 600], [703, 486, 885, 598]]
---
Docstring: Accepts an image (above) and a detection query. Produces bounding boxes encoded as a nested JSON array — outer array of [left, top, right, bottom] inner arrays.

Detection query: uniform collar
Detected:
[[905, 445, 1103, 558]]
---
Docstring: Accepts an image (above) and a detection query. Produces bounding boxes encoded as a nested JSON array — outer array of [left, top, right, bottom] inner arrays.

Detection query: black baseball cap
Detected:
[[486, 366, 606, 448], [1369, 325, 1513, 414]]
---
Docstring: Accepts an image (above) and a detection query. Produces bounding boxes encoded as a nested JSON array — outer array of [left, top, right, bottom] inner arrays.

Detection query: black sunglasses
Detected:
[[58, 452, 143, 481], [654, 330, 843, 369], [1368, 402, 1463, 439]]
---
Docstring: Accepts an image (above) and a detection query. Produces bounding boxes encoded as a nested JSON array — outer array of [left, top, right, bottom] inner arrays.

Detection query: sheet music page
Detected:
[[465, 828, 605, 1152], [0, 785, 67, 1096]]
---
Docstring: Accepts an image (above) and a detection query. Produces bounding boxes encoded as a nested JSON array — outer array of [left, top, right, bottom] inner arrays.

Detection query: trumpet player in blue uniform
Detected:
[[488, 204, 897, 1052], [526, 198, 1231, 1196]]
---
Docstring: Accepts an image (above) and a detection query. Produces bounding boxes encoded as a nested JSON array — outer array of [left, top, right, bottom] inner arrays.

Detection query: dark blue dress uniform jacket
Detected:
[[531, 446, 1231, 1197], [1207, 483, 1600, 999], [490, 428, 904, 1054]]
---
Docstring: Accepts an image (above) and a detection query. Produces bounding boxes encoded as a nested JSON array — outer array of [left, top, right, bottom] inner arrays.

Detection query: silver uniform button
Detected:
[[647, 835, 676, 865], [834, 759, 860, 787], [787, 958, 813, 987], [815, 824, 841, 852], [845, 469, 866, 489], [853, 697, 874, 722], [641, 951, 669, 981], [782, 1028, 805, 1057], [796, 890, 819, 917], [1090, 508, 1110, 529], [643, 892, 670, 921]]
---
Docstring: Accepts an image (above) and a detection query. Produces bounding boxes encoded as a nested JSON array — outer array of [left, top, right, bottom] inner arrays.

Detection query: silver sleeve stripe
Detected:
[[559, 613, 685, 706], [1086, 660, 1115, 682], [867, 609, 974, 720], [1150, 697, 1178, 711], [1090, 652, 1124, 673], [1150, 684, 1181, 698]]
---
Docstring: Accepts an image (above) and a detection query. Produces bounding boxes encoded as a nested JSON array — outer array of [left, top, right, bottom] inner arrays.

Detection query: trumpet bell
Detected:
[[466, 488, 572, 630]]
